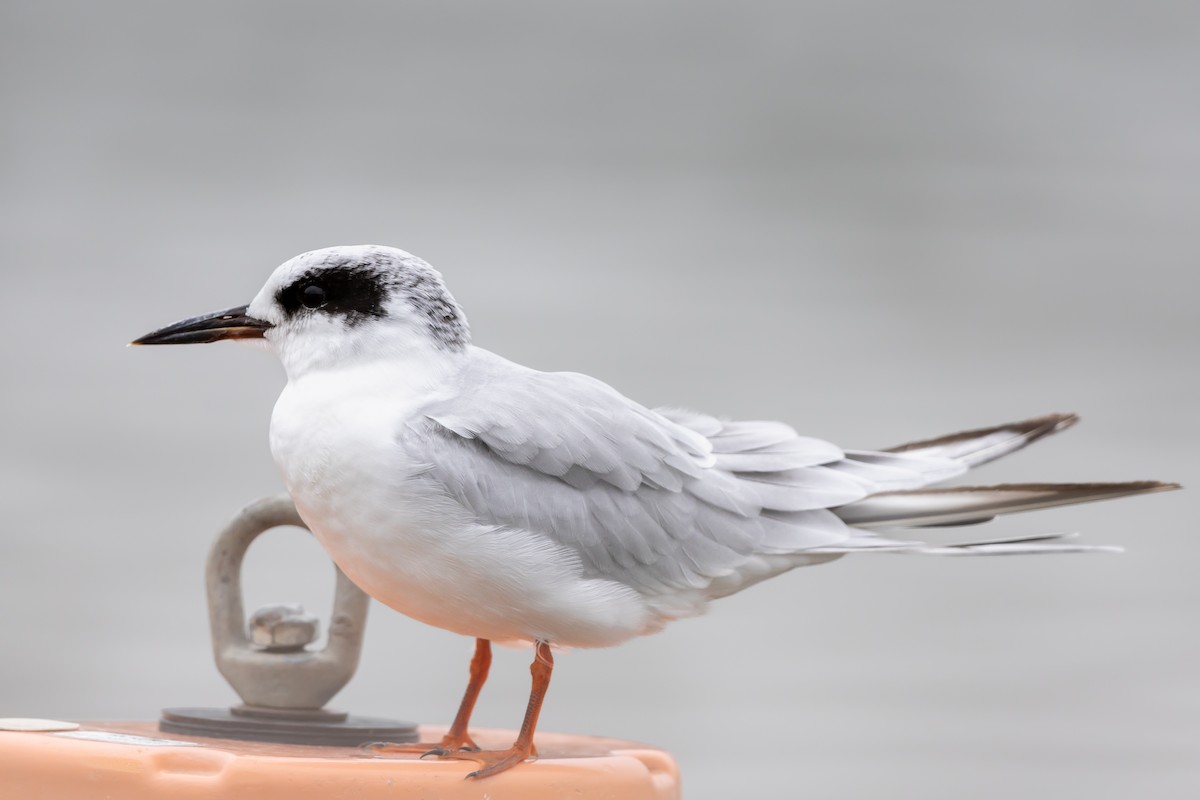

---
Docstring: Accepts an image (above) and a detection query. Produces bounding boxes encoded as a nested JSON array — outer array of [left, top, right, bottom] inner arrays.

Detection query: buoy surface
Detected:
[[0, 721, 680, 799]]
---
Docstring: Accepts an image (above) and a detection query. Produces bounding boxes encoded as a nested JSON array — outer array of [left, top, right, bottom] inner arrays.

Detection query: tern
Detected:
[[134, 244, 1178, 778]]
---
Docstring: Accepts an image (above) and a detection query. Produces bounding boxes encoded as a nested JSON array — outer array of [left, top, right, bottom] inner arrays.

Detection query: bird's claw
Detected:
[[360, 730, 484, 760], [359, 736, 477, 757], [421, 736, 482, 758], [436, 745, 536, 780]]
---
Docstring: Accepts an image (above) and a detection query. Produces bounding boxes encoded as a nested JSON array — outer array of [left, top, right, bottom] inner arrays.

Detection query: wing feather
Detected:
[[399, 355, 854, 595], [404, 368, 1170, 595], [737, 468, 869, 510]]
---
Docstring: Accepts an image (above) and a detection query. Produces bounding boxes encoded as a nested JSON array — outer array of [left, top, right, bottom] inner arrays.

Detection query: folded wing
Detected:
[[400, 356, 878, 596]]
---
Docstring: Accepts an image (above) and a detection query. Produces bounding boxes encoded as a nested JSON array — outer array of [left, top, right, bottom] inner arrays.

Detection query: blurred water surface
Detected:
[[1, 2, 1197, 798]]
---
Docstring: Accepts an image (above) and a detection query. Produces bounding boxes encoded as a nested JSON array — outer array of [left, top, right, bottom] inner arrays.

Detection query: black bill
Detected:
[[131, 305, 272, 345]]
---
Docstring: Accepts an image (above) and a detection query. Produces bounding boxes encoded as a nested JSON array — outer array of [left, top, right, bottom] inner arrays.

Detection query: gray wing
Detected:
[[396, 353, 960, 595]]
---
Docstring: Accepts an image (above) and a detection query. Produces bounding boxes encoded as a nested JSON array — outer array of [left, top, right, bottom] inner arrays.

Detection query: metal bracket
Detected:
[[207, 495, 366, 709], [159, 496, 416, 745]]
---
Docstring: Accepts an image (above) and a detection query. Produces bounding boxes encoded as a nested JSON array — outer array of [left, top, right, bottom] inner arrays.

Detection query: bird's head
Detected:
[[132, 245, 470, 377]]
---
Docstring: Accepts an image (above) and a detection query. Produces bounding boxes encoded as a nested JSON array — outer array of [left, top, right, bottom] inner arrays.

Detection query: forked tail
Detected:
[[827, 413, 1179, 555]]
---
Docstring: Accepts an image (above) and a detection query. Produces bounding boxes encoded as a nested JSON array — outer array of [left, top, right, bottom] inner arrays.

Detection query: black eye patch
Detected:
[[277, 266, 388, 325]]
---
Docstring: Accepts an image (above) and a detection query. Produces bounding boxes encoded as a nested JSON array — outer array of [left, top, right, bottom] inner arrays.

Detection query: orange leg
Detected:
[[364, 638, 492, 756], [443, 640, 554, 779], [428, 637, 491, 753]]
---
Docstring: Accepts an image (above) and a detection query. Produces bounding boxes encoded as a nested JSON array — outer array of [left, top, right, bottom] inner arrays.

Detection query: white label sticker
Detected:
[[54, 731, 201, 747], [0, 718, 80, 732]]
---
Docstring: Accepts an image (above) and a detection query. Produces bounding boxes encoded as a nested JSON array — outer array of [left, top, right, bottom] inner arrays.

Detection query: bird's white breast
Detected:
[[268, 361, 655, 647]]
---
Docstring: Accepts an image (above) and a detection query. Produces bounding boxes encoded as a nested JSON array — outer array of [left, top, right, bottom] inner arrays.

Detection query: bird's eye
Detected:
[[301, 284, 327, 309]]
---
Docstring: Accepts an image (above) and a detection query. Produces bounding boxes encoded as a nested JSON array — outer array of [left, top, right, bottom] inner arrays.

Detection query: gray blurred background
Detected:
[[1, 1, 1197, 797]]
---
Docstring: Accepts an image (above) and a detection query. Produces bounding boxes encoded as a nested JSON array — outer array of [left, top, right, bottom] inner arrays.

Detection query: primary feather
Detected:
[[835, 481, 1177, 528], [884, 412, 1079, 467]]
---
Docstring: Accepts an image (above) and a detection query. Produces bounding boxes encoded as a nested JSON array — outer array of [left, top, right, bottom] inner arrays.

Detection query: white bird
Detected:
[[133, 244, 1178, 778]]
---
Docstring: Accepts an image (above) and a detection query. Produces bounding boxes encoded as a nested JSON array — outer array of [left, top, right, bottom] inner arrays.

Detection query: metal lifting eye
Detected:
[[301, 284, 327, 308], [157, 495, 417, 746]]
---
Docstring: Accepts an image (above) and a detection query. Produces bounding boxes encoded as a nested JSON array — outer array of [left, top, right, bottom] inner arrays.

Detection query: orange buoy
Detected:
[[0, 721, 679, 799]]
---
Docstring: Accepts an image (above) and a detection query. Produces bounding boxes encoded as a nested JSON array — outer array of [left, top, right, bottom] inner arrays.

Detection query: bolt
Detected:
[[248, 603, 320, 651]]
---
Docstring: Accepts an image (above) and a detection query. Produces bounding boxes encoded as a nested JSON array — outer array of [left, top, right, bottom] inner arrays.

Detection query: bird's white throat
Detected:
[[262, 317, 465, 383]]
